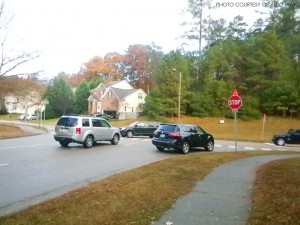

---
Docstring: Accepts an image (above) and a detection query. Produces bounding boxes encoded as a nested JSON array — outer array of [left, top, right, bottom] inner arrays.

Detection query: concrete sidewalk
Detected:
[[152, 155, 300, 225]]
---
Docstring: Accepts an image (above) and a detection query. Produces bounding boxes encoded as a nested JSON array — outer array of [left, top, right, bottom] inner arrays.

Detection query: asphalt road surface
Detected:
[[0, 127, 298, 216]]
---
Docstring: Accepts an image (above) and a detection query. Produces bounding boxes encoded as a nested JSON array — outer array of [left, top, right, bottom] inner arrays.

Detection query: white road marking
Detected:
[[0, 143, 54, 150], [244, 147, 255, 150], [228, 145, 238, 149], [261, 148, 272, 151], [214, 144, 222, 147], [265, 143, 274, 146], [0, 163, 8, 167]]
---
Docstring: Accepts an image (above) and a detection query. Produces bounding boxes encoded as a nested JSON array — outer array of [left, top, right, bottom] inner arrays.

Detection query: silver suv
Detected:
[[54, 115, 121, 148]]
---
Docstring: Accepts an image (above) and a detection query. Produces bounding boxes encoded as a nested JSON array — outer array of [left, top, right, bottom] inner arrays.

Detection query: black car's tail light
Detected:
[[169, 132, 181, 137]]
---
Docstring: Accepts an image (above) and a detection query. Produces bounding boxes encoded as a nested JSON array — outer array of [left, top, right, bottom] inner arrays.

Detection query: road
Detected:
[[0, 125, 298, 216]]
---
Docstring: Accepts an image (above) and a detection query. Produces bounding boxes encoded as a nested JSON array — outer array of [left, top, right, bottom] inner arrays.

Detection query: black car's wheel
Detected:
[[111, 133, 120, 145], [181, 141, 190, 154], [205, 139, 214, 151], [276, 137, 286, 146], [149, 135, 153, 138], [83, 135, 94, 148], [156, 145, 165, 151], [126, 130, 134, 138], [59, 140, 70, 147]]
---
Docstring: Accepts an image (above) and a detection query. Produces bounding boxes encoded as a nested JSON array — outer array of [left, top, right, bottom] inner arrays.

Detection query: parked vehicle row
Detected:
[[54, 116, 299, 152], [53, 116, 216, 154]]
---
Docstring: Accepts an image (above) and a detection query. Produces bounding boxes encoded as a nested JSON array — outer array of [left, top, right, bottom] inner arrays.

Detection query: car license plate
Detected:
[[60, 128, 69, 132], [160, 133, 165, 138]]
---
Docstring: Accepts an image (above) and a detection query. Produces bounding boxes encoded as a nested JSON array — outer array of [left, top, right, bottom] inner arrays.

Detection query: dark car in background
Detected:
[[152, 123, 214, 154], [94, 113, 110, 120], [120, 121, 161, 138], [272, 128, 300, 146]]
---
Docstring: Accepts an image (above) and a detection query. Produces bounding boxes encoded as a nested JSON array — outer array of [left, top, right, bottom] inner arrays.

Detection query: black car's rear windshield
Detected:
[[57, 117, 78, 127], [157, 124, 179, 132]]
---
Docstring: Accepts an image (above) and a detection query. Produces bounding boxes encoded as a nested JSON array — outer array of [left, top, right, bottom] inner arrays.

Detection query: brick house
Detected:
[[87, 80, 147, 119]]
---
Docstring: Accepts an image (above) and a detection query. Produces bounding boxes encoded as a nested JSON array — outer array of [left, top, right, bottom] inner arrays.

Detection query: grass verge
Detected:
[[247, 157, 300, 225], [0, 124, 31, 139], [0, 151, 299, 225]]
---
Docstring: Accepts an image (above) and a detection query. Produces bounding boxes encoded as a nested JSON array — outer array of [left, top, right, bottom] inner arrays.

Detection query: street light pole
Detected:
[[173, 68, 181, 121]]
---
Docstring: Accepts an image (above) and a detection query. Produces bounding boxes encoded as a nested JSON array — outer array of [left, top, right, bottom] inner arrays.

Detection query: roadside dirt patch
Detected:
[[0, 124, 31, 139]]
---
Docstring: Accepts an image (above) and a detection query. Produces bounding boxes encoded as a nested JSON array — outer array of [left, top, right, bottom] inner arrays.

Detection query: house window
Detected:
[[138, 93, 143, 99], [125, 106, 126, 111], [108, 91, 112, 98], [132, 107, 134, 112]]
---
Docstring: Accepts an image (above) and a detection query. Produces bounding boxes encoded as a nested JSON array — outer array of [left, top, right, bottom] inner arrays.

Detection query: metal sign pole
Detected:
[[234, 110, 237, 152]]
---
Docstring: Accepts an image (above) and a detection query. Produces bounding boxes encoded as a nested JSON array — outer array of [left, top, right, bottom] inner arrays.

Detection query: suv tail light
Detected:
[[169, 132, 180, 137], [76, 127, 81, 134]]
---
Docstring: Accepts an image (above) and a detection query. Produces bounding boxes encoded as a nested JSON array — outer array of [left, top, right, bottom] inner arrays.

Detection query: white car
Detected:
[[18, 114, 38, 120], [27, 114, 38, 120], [54, 115, 121, 148]]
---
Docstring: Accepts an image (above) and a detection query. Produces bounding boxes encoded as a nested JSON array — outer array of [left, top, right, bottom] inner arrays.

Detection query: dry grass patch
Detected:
[[166, 116, 300, 142], [0, 152, 247, 224], [248, 157, 300, 225], [1, 151, 297, 225], [0, 124, 31, 139]]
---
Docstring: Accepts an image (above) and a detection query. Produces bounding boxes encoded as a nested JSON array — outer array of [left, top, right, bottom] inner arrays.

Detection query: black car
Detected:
[[152, 123, 214, 154], [94, 113, 110, 120], [272, 128, 300, 146], [120, 121, 161, 138]]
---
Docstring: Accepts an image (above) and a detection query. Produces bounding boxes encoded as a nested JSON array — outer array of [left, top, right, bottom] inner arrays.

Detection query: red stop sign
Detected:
[[228, 90, 242, 111]]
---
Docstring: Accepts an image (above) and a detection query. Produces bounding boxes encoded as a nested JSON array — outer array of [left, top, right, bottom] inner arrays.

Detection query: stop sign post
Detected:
[[228, 89, 242, 152]]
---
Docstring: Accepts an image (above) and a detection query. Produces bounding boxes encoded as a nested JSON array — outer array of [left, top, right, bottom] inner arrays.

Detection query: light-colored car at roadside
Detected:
[[18, 114, 38, 120], [54, 115, 121, 148]]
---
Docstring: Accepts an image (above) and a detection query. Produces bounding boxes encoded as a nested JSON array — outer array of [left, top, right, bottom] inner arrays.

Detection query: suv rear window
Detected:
[[57, 117, 78, 127], [157, 124, 179, 132]]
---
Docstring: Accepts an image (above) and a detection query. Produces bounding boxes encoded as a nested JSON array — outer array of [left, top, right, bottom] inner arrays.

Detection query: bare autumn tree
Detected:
[[0, 1, 41, 113], [0, 1, 40, 79]]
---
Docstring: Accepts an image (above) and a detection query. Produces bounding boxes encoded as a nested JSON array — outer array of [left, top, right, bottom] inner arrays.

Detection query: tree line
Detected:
[[0, 0, 299, 119]]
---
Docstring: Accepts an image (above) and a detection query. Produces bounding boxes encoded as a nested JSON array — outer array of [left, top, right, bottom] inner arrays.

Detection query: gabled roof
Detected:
[[90, 80, 134, 93], [102, 81, 121, 88], [110, 87, 137, 100]]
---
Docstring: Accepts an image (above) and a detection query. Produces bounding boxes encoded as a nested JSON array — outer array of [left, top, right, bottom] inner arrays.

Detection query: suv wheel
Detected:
[[205, 139, 214, 151], [126, 130, 134, 138], [156, 145, 165, 151], [182, 141, 190, 154], [111, 134, 120, 145], [83, 135, 94, 148], [276, 138, 286, 146], [59, 140, 70, 147]]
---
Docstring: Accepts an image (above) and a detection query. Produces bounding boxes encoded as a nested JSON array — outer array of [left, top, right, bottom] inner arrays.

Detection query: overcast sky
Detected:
[[6, 0, 267, 79]]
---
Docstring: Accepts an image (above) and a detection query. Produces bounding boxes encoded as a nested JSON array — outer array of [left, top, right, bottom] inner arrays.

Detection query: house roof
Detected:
[[102, 81, 121, 88], [110, 87, 137, 100]]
